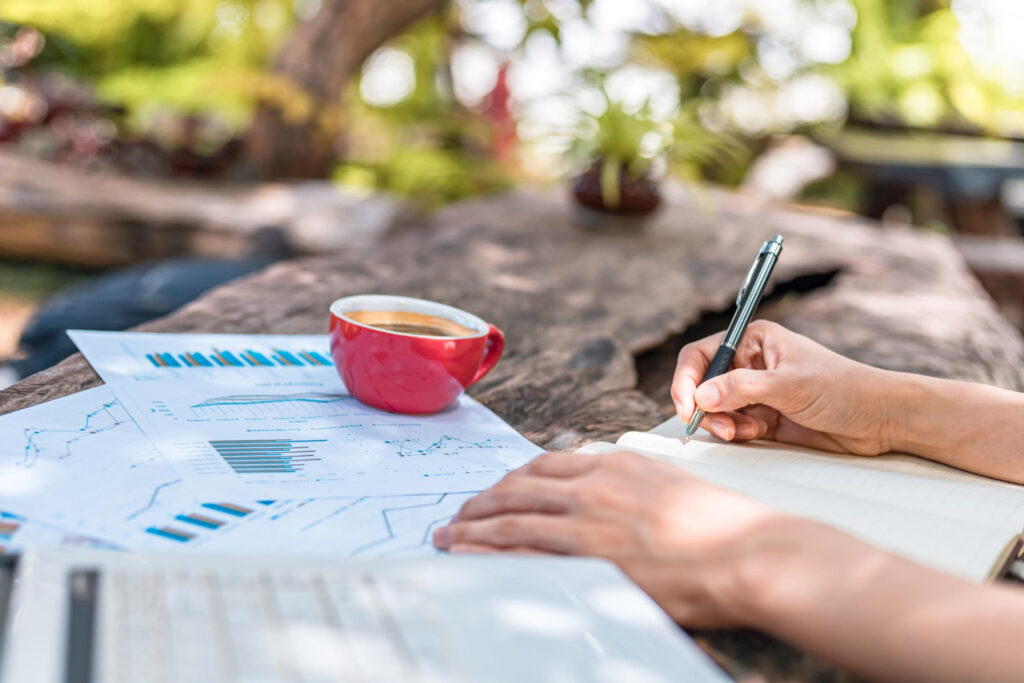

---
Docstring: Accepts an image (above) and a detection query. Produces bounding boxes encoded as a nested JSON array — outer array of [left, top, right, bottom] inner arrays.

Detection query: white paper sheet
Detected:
[[0, 386, 489, 558], [69, 330, 542, 498]]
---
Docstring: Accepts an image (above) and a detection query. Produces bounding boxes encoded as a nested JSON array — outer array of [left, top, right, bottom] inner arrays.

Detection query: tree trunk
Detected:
[[243, 0, 444, 179]]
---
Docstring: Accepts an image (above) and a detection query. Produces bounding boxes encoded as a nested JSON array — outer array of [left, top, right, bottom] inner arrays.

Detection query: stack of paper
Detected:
[[0, 331, 542, 558]]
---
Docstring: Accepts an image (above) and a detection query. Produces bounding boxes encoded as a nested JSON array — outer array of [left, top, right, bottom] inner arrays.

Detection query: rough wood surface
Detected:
[[0, 150, 414, 266], [3, 188, 1023, 682], [956, 235, 1024, 332]]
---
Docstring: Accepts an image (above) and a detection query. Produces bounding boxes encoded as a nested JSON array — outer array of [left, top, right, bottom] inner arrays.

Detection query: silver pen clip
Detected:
[[736, 249, 765, 307]]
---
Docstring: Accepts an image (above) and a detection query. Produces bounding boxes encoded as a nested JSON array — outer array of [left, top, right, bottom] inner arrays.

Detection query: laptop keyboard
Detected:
[[88, 567, 452, 683]]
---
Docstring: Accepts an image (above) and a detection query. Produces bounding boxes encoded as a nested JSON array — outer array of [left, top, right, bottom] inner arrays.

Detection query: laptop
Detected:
[[0, 550, 729, 683]]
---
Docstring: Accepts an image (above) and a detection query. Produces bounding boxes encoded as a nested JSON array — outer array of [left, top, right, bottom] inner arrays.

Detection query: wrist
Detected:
[[872, 366, 912, 454], [883, 371, 953, 458], [722, 515, 888, 631]]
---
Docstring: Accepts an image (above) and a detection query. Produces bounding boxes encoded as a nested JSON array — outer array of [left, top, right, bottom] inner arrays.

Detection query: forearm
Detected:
[[883, 371, 1024, 483], [733, 517, 1024, 683]]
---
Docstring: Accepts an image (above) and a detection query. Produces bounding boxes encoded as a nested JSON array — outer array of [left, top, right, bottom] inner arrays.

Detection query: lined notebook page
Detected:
[[579, 441, 1017, 582], [617, 431, 1024, 530], [648, 417, 1024, 490]]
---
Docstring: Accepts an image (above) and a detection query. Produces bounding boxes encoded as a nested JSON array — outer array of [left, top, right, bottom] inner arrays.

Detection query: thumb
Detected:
[[694, 368, 783, 413]]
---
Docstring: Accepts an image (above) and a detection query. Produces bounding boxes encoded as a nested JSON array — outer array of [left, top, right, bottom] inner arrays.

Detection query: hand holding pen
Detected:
[[681, 235, 783, 442]]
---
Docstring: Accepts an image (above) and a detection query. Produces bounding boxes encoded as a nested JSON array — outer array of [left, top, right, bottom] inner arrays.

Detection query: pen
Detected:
[[683, 234, 784, 441]]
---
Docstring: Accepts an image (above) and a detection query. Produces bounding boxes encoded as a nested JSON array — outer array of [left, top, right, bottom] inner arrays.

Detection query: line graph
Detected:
[[19, 398, 129, 467], [350, 492, 476, 557], [125, 479, 182, 520], [191, 393, 353, 409], [2, 387, 192, 546], [188, 392, 363, 419], [385, 436, 506, 458]]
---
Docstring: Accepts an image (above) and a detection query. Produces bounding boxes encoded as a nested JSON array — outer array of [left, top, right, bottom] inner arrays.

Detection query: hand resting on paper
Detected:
[[434, 449, 1024, 683], [672, 320, 1024, 483], [435, 449, 784, 626]]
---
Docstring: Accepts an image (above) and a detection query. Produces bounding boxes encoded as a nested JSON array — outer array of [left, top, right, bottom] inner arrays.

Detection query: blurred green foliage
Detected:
[[836, 0, 1022, 132], [333, 15, 511, 207], [0, 259, 93, 301], [3, 0, 295, 130], [1, 0, 1022, 212]]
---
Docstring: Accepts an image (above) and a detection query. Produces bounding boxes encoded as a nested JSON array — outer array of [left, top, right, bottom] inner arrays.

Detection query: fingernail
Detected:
[[433, 525, 451, 548], [695, 383, 720, 409]]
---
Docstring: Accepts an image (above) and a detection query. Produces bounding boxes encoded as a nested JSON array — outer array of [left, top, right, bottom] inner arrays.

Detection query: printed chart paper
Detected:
[[69, 330, 542, 499], [0, 386, 483, 558]]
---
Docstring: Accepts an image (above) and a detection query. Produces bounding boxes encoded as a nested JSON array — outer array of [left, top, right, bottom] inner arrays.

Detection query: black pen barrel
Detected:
[[705, 344, 736, 383]]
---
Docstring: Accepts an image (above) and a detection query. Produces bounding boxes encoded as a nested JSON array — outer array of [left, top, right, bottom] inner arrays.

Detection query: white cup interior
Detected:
[[330, 295, 488, 339]]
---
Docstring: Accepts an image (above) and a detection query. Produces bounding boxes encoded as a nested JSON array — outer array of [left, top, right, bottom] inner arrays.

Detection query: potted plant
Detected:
[[566, 87, 741, 231]]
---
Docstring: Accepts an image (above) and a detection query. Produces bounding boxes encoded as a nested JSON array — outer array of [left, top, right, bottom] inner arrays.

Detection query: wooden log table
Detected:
[[3, 188, 1023, 681]]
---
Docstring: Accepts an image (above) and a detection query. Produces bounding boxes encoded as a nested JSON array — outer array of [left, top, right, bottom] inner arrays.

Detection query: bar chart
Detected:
[[145, 501, 269, 544], [146, 348, 332, 369], [209, 439, 326, 474], [0, 519, 19, 542]]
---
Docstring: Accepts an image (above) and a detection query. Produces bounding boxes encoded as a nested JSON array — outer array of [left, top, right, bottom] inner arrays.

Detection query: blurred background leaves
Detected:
[[0, 0, 1022, 208]]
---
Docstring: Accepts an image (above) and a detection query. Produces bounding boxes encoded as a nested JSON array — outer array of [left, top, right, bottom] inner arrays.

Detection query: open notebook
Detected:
[[580, 419, 1024, 583]]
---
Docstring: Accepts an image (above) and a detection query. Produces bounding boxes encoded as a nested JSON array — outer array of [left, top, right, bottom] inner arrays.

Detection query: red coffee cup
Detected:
[[329, 295, 505, 414]]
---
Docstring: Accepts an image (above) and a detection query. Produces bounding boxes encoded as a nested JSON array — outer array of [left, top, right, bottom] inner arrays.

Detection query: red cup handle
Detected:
[[470, 324, 505, 385]]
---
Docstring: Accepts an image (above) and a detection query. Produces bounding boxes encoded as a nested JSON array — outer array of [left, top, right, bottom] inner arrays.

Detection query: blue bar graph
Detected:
[[175, 513, 222, 529], [246, 350, 273, 366], [218, 350, 244, 367], [201, 502, 253, 517], [145, 347, 331, 369], [146, 526, 193, 542], [209, 439, 325, 474], [274, 349, 301, 366]]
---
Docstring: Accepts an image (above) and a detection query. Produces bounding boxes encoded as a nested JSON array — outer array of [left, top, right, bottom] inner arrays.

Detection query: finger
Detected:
[[434, 514, 583, 554], [671, 331, 726, 421], [695, 368, 788, 414], [738, 405, 777, 439], [699, 411, 763, 442], [455, 475, 573, 521], [446, 542, 553, 555], [518, 451, 600, 478], [730, 411, 767, 441], [700, 412, 736, 441]]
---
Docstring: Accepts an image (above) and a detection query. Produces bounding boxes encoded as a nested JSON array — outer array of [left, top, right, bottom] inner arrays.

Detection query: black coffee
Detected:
[[347, 310, 475, 338]]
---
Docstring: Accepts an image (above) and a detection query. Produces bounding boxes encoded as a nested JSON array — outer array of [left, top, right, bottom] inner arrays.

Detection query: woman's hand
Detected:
[[434, 449, 789, 627], [671, 320, 900, 456], [435, 450, 1024, 682]]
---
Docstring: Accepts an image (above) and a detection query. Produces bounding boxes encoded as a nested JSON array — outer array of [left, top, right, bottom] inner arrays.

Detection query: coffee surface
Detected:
[[346, 310, 476, 338]]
